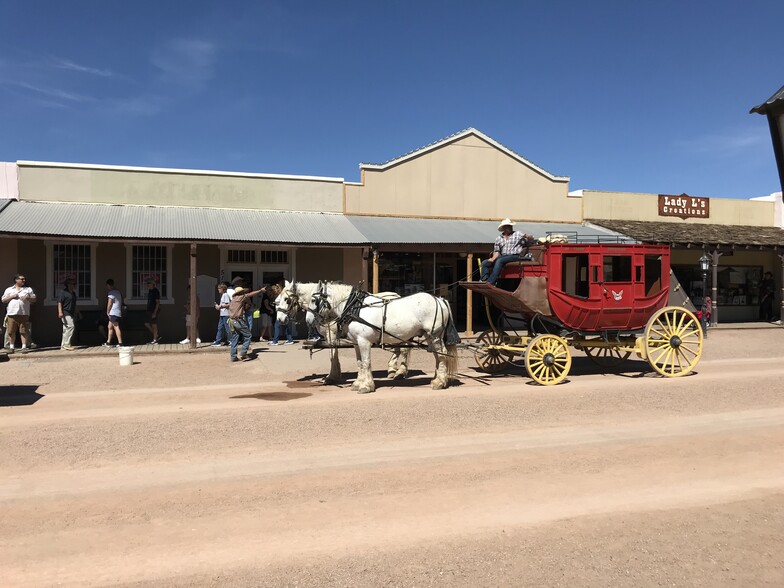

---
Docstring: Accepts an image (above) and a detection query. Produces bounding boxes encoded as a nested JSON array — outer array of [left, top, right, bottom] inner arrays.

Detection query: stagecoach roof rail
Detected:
[[542, 231, 637, 244]]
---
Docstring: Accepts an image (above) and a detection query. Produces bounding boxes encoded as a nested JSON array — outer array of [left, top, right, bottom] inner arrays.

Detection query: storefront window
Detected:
[[376, 252, 457, 301], [673, 264, 762, 306]]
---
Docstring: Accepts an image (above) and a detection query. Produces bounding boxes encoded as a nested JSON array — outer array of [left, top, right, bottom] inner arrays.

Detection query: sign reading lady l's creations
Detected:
[[658, 193, 710, 219]]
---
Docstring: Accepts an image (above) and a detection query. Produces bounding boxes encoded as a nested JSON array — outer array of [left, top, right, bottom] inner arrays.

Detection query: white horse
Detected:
[[307, 282, 459, 394], [275, 282, 412, 386]]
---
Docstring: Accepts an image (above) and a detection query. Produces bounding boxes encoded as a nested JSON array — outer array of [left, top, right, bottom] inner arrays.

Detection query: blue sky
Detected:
[[1, 1, 782, 199]]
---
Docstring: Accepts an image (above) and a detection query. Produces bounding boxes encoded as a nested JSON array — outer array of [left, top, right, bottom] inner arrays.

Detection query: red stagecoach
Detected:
[[460, 241, 703, 385]]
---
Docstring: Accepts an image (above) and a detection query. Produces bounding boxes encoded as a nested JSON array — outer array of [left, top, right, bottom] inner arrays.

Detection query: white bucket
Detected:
[[118, 346, 134, 366]]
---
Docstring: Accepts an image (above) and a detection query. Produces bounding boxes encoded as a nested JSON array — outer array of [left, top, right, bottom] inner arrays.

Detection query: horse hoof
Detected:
[[387, 371, 396, 379], [356, 388, 375, 394], [431, 379, 447, 390], [392, 371, 407, 380]]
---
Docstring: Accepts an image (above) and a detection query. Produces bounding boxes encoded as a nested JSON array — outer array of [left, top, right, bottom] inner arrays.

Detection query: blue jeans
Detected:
[[214, 315, 229, 344], [480, 254, 521, 285], [229, 317, 252, 359], [272, 319, 293, 344]]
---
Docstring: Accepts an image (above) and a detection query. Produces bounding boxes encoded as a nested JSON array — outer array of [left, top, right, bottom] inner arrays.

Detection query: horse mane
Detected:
[[325, 282, 355, 305]]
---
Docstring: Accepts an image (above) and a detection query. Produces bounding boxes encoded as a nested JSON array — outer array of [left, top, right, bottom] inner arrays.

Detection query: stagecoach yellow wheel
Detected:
[[525, 334, 572, 386], [474, 330, 514, 373], [584, 346, 632, 367], [643, 306, 703, 377]]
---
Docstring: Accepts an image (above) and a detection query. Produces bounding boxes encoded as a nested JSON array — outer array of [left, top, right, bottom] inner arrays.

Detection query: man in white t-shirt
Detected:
[[2, 273, 37, 352], [104, 279, 124, 348]]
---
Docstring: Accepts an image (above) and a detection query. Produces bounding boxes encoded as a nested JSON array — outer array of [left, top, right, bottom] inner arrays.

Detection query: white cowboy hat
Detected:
[[497, 218, 514, 230], [233, 286, 246, 295]]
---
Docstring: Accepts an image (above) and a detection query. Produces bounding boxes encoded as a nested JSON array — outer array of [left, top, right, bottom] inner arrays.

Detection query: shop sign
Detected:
[[658, 193, 709, 219]]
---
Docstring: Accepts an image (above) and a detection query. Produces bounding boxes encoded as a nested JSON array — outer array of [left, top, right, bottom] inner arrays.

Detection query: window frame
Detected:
[[44, 241, 98, 306], [124, 243, 174, 305]]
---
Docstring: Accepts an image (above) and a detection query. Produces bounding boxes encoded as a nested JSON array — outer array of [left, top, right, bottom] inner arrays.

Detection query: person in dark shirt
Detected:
[[759, 271, 775, 322], [57, 278, 80, 350], [144, 280, 161, 344]]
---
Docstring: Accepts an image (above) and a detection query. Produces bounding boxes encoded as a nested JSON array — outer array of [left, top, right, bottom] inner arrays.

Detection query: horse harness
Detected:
[[311, 286, 449, 350]]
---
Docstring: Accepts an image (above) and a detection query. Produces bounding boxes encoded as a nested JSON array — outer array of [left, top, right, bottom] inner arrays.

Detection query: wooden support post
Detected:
[[361, 247, 369, 289], [466, 253, 473, 337], [779, 253, 784, 326], [372, 250, 379, 294], [189, 243, 197, 349], [711, 250, 722, 327]]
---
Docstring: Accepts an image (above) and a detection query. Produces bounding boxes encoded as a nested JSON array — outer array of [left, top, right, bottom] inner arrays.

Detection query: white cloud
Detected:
[[676, 128, 769, 158], [3, 80, 93, 103], [150, 39, 217, 87], [51, 58, 114, 77]]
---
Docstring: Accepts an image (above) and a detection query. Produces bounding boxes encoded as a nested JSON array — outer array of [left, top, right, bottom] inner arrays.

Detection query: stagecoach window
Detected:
[[562, 254, 589, 298], [644, 255, 663, 296], [603, 256, 632, 282]]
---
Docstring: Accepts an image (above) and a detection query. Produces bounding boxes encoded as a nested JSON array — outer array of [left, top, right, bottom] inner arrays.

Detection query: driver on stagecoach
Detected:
[[479, 218, 535, 286]]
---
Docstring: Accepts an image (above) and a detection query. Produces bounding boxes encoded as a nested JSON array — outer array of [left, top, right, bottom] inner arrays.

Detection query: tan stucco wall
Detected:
[[18, 165, 344, 213], [581, 190, 775, 226], [0, 237, 19, 285], [296, 248, 344, 282], [345, 135, 579, 222], [342, 248, 364, 287]]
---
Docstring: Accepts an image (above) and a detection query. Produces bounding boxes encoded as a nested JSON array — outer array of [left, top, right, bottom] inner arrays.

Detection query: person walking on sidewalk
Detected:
[[211, 282, 231, 346], [228, 284, 267, 361], [180, 285, 201, 345], [144, 280, 161, 344], [57, 278, 80, 350], [104, 279, 124, 348]]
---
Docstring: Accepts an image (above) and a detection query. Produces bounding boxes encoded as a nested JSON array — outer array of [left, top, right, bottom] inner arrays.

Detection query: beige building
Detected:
[[1, 128, 783, 347]]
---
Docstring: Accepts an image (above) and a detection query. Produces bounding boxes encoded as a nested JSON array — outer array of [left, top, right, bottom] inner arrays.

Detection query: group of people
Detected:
[[1, 274, 310, 355], [212, 277, 313, 362]]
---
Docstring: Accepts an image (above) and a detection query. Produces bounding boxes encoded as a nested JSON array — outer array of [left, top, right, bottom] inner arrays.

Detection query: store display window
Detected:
[[673, 264, 762, 306]]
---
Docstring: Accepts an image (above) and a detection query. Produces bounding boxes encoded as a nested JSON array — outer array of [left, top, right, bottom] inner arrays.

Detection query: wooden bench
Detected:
[[77, 309, 150, 345]]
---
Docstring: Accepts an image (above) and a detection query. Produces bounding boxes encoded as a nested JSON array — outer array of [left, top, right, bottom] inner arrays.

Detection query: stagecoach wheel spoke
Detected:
[[474, 330, 514, 373], [583, 345, 632, 367], [525, 334, 572, 386], [643, 307, 703, 378]]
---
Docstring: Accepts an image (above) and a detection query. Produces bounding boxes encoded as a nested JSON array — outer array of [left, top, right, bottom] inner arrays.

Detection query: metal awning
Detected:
[[0, 200, 368, 245], [587, 218, 784, 249], [0, 200, 628, 247], [346, 215, 623, 245]]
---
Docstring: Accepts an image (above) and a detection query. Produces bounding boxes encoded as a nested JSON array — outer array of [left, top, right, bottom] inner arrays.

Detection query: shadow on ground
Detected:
[[230, 392, 312, 401], [0, 385, 44, 407]]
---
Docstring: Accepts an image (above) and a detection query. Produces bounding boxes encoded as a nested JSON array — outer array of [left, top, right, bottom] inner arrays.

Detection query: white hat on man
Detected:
[[497, 218, 514, 231]]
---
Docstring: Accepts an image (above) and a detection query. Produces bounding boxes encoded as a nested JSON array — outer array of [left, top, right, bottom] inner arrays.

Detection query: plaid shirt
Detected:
[[493, 231, 531, 256]]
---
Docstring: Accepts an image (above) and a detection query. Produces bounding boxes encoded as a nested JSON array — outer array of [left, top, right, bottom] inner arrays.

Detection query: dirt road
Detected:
[[1, 329, 783, 586]]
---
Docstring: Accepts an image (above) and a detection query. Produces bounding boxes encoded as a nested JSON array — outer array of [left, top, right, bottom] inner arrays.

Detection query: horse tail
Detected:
[[438, 298, 459, 382], [442, 299, 461, 346]]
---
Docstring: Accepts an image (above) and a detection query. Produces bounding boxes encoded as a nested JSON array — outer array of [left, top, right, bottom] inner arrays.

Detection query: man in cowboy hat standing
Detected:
[[227, 284, 266, 362], [479, 218, 535, 285]]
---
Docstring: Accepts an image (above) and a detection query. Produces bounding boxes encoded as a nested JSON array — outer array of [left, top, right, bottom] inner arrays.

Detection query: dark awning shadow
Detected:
[[0, 385, 44, 407]]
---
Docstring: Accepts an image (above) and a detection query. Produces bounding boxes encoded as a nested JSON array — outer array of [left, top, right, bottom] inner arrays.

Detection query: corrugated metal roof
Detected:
[[0, 200, 625, 246], [346, 215, 624, 245], [0, 201, 368, 245]]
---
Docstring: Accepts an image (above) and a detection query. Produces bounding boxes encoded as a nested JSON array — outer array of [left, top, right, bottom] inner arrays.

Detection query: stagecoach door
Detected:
[[599, 254, 634, 327]]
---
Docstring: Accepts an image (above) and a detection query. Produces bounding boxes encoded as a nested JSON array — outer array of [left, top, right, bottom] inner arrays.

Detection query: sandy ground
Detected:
[[1, 329, 783, 587]]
